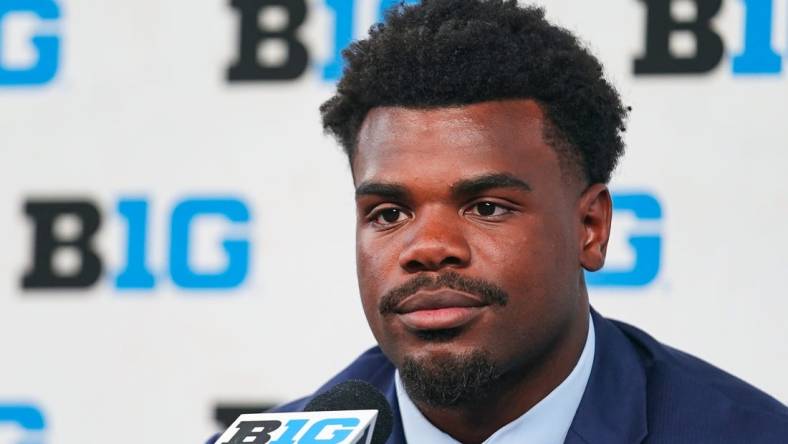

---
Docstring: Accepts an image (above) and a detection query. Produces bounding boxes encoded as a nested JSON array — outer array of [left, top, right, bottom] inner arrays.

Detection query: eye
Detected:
[[370, 206, 409, 226], [467, 202, 512, 218]]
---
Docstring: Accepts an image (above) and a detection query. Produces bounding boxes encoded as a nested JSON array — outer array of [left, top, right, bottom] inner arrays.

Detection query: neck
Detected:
[[412, 302, 590, 444]]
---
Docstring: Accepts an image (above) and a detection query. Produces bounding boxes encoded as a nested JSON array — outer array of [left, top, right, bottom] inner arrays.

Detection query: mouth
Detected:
[[393, 289, 488, 331]]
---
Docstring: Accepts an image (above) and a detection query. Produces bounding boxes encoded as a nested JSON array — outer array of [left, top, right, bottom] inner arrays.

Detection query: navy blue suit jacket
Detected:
[[209, 310, 788, 443]]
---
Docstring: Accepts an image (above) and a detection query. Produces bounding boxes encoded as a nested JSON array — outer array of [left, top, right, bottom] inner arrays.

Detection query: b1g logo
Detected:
[[216, 411, 378, 444], [227, 0, 417, 82], [586, 192, 662, 288], [636, 0, 786, 75], [0, 404, 46, 444], [0, 0, 61, 86], [21, 197, 251, 291]]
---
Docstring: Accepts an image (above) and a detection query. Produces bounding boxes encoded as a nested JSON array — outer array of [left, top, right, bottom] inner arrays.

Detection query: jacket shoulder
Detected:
[[611, 319, 788, 443]]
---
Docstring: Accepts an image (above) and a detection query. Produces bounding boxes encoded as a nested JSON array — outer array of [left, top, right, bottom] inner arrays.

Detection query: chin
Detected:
[[399, 348, 501, 408]]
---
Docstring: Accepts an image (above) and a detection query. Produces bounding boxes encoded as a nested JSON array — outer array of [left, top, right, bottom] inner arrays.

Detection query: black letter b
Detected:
[[22, 200, 103, 289], [228, 0, 308, 81], [634, 0, 724, 74], [226, 420, 282, 444]]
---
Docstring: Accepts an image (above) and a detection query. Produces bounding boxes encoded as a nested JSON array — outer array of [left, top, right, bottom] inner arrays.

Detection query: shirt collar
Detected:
[[395, 313, 596, 444]]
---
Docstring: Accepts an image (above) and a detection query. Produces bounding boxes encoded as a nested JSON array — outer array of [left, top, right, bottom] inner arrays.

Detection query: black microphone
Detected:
[[305, 380, 394, 444]]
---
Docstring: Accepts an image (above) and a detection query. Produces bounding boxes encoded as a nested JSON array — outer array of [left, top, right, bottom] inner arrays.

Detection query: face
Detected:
[[353, 100, 610, 402]]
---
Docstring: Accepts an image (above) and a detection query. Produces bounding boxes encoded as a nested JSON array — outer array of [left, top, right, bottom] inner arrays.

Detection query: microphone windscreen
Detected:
[[304, 380, 393, 444]]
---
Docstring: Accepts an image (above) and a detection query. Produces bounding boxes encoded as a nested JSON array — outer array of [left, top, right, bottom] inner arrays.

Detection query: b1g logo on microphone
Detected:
[[0, 403, 46, 444], [0, 0, 61, 86], [586, 192, 662, 288], [21, 196, 251, 292], [227, 0, 417, 82], [636, 0, 786, 75], [216, 411, 378, 444]]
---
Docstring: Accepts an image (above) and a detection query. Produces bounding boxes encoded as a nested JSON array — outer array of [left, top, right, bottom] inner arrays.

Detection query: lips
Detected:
[[393, 290, 488, 331]]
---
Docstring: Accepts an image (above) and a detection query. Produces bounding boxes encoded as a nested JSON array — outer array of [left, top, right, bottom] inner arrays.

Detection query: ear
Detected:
[[577, 184, 612, 272]]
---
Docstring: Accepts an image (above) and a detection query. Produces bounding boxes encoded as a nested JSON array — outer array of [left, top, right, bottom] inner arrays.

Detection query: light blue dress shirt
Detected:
[[395, 314, 596, 444]]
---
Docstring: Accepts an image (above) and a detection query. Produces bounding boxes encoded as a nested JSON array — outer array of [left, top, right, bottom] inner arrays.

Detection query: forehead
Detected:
[[353, 100, 561, 187]]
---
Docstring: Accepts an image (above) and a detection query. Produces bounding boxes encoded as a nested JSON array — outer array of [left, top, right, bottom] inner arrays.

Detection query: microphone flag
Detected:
[[214, 409, 379, 444]]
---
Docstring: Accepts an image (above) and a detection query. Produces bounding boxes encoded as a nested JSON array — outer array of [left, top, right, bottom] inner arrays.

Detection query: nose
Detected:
[[398, 208, 471, 273]]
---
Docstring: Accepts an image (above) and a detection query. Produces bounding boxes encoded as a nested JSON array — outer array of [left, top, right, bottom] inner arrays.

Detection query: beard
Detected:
[[399, 350, 500, 408]]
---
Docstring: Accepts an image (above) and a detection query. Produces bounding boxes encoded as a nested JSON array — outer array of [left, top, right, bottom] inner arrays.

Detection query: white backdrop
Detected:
[[1, 0, 786, 443]]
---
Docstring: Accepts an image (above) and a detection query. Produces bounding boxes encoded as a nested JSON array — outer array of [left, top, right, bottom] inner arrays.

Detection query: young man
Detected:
[[211, 1, 788, 442]]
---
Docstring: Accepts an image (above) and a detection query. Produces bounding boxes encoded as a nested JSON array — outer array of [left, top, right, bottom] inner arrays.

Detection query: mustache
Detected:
[[378, 271, 509, 315]]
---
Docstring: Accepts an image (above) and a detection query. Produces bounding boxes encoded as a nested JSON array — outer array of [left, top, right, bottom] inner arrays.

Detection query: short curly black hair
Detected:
[[320, 0, 628, 184]]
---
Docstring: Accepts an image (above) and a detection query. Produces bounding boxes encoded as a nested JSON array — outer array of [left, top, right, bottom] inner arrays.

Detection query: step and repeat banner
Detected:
[[1, 0, 786, 443]]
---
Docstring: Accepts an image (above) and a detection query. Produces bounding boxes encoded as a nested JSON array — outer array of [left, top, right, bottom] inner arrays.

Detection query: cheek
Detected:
[[474, 216, 575, 296], [356, 235, 394, 316], [474, 218, 547, 267], [519, 216, 580, 307], [356, 235, 405, 349]]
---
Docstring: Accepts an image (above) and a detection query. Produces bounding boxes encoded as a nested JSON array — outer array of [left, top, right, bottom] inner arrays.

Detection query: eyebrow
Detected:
[[355, 182, 410, 201], [452, 173, 532, 197], [355, 173, 531, 201]]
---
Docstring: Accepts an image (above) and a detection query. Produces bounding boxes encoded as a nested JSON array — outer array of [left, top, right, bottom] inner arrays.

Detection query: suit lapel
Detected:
[[565, 309, 648, 444], [382, 372, 407, 444]]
